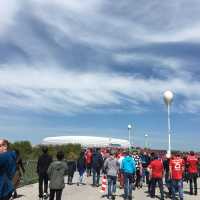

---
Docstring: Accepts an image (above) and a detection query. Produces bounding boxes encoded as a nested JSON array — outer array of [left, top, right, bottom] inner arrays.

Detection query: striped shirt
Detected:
[[132, 154, 142, 169]]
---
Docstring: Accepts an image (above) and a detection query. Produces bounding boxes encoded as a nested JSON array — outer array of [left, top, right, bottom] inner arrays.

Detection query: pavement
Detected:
[[17, 173, 200, 200]]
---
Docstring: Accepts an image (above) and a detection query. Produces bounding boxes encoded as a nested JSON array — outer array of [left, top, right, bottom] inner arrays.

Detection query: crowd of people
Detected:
[[37, 146, 200, 200], [0, 138, 200, 200]]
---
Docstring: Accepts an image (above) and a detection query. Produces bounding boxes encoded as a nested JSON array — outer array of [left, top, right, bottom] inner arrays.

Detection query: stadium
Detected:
[[42, 136, 130, 148]]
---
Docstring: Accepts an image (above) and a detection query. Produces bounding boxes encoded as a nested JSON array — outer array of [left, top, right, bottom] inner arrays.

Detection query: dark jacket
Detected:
[[77, 156, 86, 173], [140, 154, 150, 168], [0, 151, 16, 198], [37, 153, 53, 175], [92, 152, 103, 170], [67, 160, 76, 175], [47, 161, 68, 190], [163, 159, 170, 173]]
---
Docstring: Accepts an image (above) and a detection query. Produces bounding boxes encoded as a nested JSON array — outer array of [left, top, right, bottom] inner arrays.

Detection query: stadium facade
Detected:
[[42, 136, 130, 148]]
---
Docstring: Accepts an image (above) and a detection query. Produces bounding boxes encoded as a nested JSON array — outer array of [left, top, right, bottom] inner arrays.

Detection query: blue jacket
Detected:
[[122, 156, 136, 174], [0, 151, 16, 198]]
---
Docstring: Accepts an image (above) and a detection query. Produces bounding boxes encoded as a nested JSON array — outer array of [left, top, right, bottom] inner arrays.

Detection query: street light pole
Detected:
[[163, 90, 173, 157], [145, 134, 148, 149], [128, 124, 132, 149], [132, 123, 134, 147], [167, 103, 171, 155]]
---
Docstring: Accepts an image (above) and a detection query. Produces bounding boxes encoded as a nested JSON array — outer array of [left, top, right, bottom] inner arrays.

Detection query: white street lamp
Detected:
[[145, 134, 148, 149], [128, 124, 132, 148], [163, 90, 174, 157]]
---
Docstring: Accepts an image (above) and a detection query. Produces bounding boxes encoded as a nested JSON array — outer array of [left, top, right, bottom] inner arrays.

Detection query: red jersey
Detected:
[[187, 155, 198, 174], [170, 157, 184, 180], [85, 151, 92, 164], [148, 159, 164, 178]]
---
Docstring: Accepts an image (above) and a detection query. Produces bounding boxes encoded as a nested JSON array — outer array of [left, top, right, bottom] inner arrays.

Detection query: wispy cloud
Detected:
[[0, 0, 19, 35], [0, 66, 199, 114], [0, 0, 200, 115]]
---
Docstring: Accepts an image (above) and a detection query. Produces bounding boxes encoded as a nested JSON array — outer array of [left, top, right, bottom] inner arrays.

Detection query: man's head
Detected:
[[56, 151, 64, 161], [175, 152, 181, 158], [150, 152, 155, 159], [42, 146, 48, 154], [125, 150, 130, 156], [0, 139, 9, 153], [109, 150, 115, 157], [190, 151, 195, 156]]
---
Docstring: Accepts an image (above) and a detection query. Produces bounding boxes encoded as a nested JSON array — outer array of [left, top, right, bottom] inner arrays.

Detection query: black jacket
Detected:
[[67, 160, 76, 175], [92, 152, 103, 170], [37, 153, 53, 175]]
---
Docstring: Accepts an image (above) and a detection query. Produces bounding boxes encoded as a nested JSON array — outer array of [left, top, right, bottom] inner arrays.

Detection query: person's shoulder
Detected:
[[48, 161, 54, 167], [61, 161, 68, 167], [114, 158, 118, 163], [48, 155, 53, 161], [50, 160, 59, 166], [6, 151, 16, 160], [122, 157, 127, 162], [38, 154, 44, 159]]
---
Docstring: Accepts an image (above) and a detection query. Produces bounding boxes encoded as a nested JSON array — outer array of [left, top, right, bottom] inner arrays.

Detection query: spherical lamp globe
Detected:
[[163, 90, 174, 105]]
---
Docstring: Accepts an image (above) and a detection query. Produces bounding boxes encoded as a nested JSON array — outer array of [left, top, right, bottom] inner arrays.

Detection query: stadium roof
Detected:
[[42, 136, 130, 148]]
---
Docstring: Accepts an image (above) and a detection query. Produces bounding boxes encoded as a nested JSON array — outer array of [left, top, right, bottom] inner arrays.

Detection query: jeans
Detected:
[[150, 178, 164, 199], [67, 174, 74, 184], [171, 179, 183, 200], [119, 170, 124, 188], [189, 173, 197, 195], [107, 175, 117, 197], [78, 170, 85, 184], [92, 168, 101, 186], [165, 172, 172, 195], [49, 189, 62, 200], [124, 172, 135, 198], [142, 168, 149, 184], [38, 173, 48, 197], [135, 169, 142, 188], [86, 163, 92, 176]]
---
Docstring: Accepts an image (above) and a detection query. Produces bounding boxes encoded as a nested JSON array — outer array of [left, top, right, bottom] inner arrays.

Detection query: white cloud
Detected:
[[25, 0, 200, 49], [0, 66, 199, 114], [0, 0, 200, 115], [0, 0, 19, 36], [113, 53, 182, 70]]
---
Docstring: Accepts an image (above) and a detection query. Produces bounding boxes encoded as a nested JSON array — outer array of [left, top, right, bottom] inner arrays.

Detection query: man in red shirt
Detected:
[[148, 153, 164, 200], [187, 151, 198, 195], [169, 153, 184, 200], [85, 148, 93, 177]]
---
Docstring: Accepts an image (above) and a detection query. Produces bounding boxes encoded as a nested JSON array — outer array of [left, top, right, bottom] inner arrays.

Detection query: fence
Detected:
[[20, 160, 38, 187]]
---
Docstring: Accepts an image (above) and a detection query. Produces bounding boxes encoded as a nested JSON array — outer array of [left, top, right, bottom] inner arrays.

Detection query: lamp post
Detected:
[[163, 90, 174, 157], [145, 134, 148, 149], [128, 124, 132, 149]]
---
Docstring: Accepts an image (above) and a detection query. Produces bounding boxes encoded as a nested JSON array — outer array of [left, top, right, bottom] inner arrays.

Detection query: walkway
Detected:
[[18, 174, 200, 200]]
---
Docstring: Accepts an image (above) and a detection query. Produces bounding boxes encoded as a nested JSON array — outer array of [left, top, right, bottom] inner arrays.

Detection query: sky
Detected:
[[0, 0, 200, 151]]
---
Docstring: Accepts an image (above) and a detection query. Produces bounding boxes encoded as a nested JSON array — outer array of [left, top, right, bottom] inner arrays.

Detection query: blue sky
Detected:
[[0, 0, 200, 150]]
